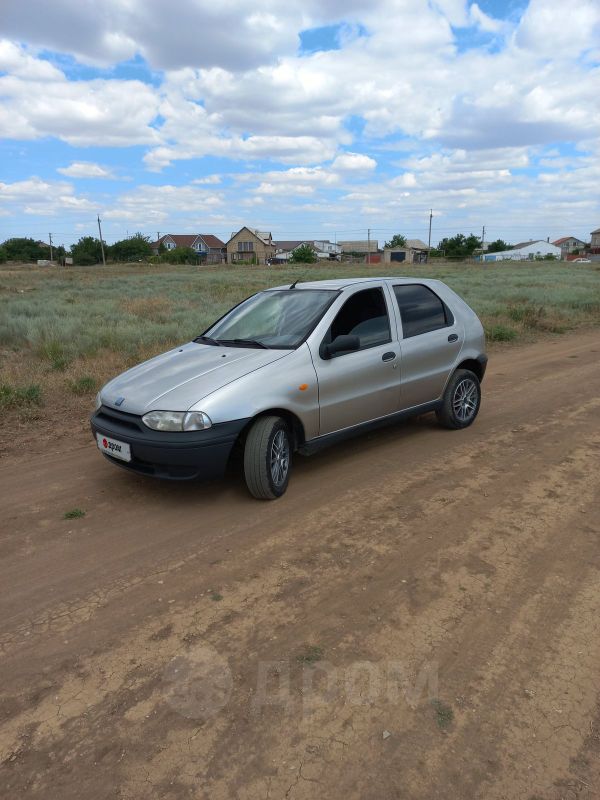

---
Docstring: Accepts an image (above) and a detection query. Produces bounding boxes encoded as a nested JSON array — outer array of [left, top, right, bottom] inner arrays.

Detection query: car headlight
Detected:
[[142, 410, 212, 432], [95, 392, 102, 410]]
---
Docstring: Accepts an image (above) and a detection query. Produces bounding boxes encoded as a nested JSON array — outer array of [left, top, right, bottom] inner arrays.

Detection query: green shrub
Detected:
[[486, 324, 517, 342], [68, 376, 97, 395], [0, 383, 43, 409], [37, 338, 70, 370]]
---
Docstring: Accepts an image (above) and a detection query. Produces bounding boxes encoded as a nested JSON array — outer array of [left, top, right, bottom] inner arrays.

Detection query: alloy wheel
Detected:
[[270, 429, 290, 486], [452, 378, 478, 422]]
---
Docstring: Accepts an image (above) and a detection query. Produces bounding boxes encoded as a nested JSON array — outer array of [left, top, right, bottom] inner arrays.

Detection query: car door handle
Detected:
[[448, 334, 459, 342], [382, 351, 397, 362]]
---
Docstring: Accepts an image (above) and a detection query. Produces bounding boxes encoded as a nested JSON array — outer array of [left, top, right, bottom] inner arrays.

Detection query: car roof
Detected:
[[268, 276, 444, 291]]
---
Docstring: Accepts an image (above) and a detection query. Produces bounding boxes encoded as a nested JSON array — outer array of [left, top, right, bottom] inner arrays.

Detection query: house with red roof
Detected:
[[552, 236, 587, 256], [150, 234, 226, 263]]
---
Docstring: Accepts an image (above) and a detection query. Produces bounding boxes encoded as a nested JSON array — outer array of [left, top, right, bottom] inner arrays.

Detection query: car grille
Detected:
[[96, 405, 146, 433]]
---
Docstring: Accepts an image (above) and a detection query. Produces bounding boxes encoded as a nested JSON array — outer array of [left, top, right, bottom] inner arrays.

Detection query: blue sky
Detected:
[[0, 0, 599, 249]]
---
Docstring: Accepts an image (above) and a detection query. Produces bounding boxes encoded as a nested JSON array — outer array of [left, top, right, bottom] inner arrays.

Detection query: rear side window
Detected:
[[324, 287, 391, 351], [393, 284, 452, 338]]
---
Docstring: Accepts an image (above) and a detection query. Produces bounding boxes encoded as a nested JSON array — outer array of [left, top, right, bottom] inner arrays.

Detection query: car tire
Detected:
[[436, 368, 481, 430], [243, 416, 291, 500]]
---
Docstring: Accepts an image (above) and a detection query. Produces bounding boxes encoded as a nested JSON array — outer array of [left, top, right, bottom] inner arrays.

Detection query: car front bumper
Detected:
[[91, 405, 250, 481]]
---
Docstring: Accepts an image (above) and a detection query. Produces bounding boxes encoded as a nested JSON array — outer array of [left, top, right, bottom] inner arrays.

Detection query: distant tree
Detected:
[[0, 245, 7, 263], [110, 233, 152, 263], [71, 236, 104, 266], [384, 234, 407, 249], [437, 233, 481, 258], [54, 245, 67, 263], [162, 246, 197, 264], [290, 244, 317, 264], [2, 237, 49, 262], [487, 239, 511, 253]]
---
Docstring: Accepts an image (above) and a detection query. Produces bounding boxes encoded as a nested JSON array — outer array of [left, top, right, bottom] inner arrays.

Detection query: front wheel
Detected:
[[436, 369, 481, 430], [243, 416, 291, 500]]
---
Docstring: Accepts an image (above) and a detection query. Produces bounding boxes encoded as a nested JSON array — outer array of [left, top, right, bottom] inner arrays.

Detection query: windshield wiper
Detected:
[[218, 338, 269, 349], [193, 335, 221, 346]]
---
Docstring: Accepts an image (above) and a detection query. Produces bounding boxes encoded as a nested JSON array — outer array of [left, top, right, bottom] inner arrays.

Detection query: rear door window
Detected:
[[393, 284, 452, 338]]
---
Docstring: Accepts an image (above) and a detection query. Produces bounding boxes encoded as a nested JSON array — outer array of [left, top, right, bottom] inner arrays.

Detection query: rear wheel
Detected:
[[436, 368, 481, 429], [243, 416, 291, 500]]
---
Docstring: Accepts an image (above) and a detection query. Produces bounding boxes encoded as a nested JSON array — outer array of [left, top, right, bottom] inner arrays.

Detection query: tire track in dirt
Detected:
[[1, 331, 600, 799], [161, 424, 600, 799], [5, 404, 595, 792]]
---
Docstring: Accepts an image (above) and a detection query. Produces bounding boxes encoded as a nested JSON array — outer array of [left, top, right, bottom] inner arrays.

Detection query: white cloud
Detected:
[[144, 134, 339, 171], [0, 43, 160, 145], [332, 152, 377, 171], [191, 175, 222, 185], [240, 166, 340, 187], [0, 1, 598, 243], [57, 161, 115, 178], [0, 176, 97, 217], [2, 3, 598, 171], [469, 3, 506, 33], [0, 0, 366, 72], [256, 181, 316, 196], [514, 0, 600, 57], [0, 40, 63, 80], [103, 184, 223, 223]]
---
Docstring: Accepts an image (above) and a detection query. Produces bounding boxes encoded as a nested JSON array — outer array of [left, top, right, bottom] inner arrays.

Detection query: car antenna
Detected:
[[289, 274, 304, 289]]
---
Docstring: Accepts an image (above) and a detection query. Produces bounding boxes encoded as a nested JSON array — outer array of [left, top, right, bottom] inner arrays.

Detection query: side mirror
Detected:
[[322, 334, 361, 359]]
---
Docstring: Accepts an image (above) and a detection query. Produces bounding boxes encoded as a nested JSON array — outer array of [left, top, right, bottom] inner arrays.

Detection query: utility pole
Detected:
[[97, 215, 106, 267], [428, 209, 433, 251], [367, 228, 371, 265], [481, 224, 486, 252], [49, 232, 53, 262]]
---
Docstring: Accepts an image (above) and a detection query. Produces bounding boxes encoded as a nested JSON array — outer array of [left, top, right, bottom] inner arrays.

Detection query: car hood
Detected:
[[100, 342, 290, 415]]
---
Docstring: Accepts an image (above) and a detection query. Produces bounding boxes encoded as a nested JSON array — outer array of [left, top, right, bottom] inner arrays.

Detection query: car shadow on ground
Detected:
[[94, 412, 443, 507]]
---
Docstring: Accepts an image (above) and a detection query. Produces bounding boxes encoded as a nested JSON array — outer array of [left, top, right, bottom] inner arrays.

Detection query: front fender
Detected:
[[194, 344, 320, 441]]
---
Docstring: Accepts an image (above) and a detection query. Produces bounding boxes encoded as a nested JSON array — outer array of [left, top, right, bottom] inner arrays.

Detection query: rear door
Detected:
[[309, 285, 401, 435], [392, 283, 463, 409]]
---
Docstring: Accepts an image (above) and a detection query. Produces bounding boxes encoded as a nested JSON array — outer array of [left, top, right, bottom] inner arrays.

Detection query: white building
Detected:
[[313, 240, 342, 259], [481, 240, 562, 262], [273, 240, 342, 261]]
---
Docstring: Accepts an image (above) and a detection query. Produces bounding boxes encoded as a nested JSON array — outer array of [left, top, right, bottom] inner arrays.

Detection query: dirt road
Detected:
[[2, 330, 600, 799]]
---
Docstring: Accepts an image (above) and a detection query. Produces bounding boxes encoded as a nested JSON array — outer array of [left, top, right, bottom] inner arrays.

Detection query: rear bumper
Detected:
[[91, 406, 250, 481]]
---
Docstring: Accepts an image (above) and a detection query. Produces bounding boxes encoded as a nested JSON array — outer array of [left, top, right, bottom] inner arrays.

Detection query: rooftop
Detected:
[[511, 239, 550, 249], [273, 240, 306, 251], [269, 276, 445, 291]]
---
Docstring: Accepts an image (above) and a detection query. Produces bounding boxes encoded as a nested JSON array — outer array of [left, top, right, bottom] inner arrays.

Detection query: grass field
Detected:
[[1, 260, 600, 433]]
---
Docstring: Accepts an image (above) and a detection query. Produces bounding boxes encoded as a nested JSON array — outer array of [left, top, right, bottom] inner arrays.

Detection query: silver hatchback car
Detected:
[[92, 277, 487, 499]]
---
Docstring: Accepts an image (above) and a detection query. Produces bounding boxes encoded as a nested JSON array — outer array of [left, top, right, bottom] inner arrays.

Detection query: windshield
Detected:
[[203, 289, 337, 349]]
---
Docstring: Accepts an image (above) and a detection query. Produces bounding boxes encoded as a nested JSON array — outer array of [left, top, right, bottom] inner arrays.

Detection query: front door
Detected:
[[310, 286, 400, 435]]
